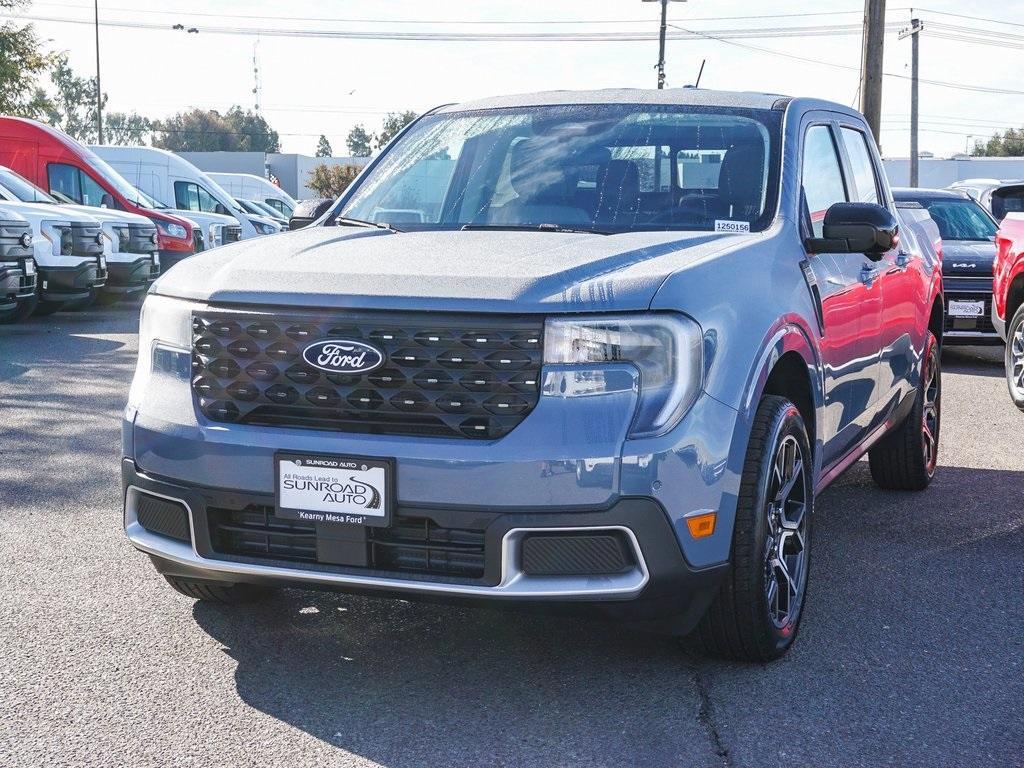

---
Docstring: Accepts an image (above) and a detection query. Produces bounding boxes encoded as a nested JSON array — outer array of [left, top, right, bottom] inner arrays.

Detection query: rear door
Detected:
[[800, 120, 885, 467]]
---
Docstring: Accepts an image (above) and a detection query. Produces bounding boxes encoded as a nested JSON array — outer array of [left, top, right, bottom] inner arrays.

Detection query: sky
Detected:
[[7, 0, 1024, 158]]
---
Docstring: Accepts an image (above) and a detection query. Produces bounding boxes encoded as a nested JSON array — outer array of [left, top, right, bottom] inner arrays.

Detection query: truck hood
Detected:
[[942, 240, 997, 277], [59, 204, 152, 227], [0, 200, 96, 226], [155, 226, 757, 312]]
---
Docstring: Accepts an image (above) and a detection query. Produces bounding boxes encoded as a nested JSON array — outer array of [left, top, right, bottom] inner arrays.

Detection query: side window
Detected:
[[841, 127, 880, 204], [48, 163, 81, 203], [802, 125, 848, 237], [79, 172, 108, 207], [196, 185, 219, 213], [174, 181, 200, 211]]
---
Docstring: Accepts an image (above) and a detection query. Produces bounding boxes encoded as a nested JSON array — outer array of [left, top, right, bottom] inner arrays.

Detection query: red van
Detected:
[[0, 117, 195, 268]]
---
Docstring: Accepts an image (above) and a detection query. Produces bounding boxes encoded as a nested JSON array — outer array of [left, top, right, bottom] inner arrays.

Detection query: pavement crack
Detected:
[[693, 665, 732, 768]]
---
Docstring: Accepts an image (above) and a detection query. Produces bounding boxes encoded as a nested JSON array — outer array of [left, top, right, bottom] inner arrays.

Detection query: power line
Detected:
[[27, 2, 892, 26], [667, 23, 1024, 97], [6, 12, 904, 42]]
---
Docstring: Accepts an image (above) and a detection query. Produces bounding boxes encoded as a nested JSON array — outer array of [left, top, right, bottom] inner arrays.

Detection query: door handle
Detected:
[[859, 264, 880, 284], [895, 251, 910, 270]]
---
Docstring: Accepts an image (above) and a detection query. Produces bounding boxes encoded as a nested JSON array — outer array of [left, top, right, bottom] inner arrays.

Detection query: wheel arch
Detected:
[[1006, 274, 1024, 330]]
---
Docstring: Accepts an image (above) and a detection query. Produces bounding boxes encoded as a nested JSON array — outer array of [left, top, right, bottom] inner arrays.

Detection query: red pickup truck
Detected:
[[993, 213, 1024, 408]]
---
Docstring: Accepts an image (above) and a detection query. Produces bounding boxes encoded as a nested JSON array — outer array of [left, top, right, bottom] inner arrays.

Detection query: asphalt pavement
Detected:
[[1, 306, 1021, 768]]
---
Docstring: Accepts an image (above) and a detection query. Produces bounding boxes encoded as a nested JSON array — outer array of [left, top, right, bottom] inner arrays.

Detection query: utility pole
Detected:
[[899, 18, 923, 186], [858, 0, 886, 145], [94, 0, 103, 144], [643, 0, 686, 89]]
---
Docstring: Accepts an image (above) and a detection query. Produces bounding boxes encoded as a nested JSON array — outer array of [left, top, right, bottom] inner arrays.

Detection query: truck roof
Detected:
[[434, 88, 863, 120], [892, 187, 972, 201]]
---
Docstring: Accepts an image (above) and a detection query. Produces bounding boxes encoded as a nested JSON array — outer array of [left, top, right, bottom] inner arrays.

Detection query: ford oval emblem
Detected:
[[302, 339, 384, 375]]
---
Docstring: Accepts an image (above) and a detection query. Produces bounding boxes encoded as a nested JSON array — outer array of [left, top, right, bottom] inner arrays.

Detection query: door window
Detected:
[[79, 172, 108, 207], [47, 163, 81, 203], [841, 128, 880, 204], [174, 181, 221, 213], [801, 125, 848, 237]]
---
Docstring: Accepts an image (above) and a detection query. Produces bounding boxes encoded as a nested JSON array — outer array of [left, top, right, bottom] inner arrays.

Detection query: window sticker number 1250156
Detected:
[[715, 220, 751, 234]]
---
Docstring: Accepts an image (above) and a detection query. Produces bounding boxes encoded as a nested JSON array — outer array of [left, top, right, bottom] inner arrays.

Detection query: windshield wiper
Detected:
[[335, 216, 402, 233], [461, 223, 610, 235]]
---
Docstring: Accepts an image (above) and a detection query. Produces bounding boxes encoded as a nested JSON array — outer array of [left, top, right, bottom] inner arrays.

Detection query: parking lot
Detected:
[[1, 306, 1021, 768]]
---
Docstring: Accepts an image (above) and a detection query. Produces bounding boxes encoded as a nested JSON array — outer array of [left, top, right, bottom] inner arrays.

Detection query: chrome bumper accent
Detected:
[[124, 485, 650, 599]]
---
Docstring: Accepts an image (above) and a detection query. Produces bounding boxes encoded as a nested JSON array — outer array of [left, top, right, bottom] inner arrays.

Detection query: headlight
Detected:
[[127, 295, 195, 410], [252, 220, 277, 235], [155, 219, 188, 240], [207, 223, 223, 248], [543, 313, 703, 438]]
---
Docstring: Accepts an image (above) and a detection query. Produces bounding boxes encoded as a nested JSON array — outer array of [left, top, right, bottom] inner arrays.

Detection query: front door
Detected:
[[800, 122, 884, 468]]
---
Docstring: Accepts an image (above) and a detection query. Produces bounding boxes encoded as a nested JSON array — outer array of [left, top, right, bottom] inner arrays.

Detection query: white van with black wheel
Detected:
[[0, 165, 158, 305], [91, 146, 280, 240], [209, 172, 296, 218]]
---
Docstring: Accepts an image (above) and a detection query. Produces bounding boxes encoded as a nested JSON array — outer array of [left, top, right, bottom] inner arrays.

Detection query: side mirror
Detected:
[[805, 202, 898, 260], [214, 203, 229, 215]]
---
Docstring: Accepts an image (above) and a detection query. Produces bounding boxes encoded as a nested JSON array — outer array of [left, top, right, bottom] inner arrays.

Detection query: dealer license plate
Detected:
[[275, 452, 392, 527], [948, 299, 984, 318]]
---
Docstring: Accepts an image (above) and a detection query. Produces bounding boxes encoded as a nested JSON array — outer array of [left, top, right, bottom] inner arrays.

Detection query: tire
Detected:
[[0, 294, 37, 324], [32, 299, 64, 317], [163, 576, 274, 604], [869, 331, 941, 490], [687, 395, 813, 661], [1004, 303, 1024, 411]]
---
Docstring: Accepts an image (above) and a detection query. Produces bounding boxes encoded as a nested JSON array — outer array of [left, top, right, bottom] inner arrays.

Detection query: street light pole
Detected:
[[899, 18, 923, 186], [643, 0, 685, 90], [657, 0, 668, 89], [94, 0, 103, 144]]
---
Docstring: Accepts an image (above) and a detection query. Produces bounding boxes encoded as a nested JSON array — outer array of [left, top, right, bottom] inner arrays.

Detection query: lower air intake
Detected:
[[137, 493, 191, 542], [520, 532, 635, 576]]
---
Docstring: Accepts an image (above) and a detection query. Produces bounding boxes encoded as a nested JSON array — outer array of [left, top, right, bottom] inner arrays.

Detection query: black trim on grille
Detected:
[[137, 493, 191, 542], [208, 504, 488, 580], [192, 309, 544, 439]]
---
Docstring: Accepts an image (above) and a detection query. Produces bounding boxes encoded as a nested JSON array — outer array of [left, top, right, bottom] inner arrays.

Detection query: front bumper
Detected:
[[123, 459, 727, 626], [158, 249, 193, 273], [0, 258, 37, 311], [125, 357, 742, 622], [104, 255, 159, 295], [38, 258, 106, 302], [942, 276, 1001, 345]]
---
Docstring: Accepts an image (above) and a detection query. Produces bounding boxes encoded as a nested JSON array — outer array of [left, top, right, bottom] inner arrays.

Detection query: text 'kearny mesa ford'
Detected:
[[123, 88, 943, 661]]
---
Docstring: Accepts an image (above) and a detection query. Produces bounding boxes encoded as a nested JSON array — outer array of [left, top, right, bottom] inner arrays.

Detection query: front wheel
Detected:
[[687, 395, 813, 661], [1004, 303, 1024, 411], [869, 331, 940, 490]]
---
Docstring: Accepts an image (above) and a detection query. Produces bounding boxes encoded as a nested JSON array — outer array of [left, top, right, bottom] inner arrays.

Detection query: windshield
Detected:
[[340, 104, 781, 233], [0, 167, 57, 203], [917, 198, 997, 241]]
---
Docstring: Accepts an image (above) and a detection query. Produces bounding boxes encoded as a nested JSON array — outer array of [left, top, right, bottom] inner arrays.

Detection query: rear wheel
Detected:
[[164, 576, 274, 604], [869, 331, 940, 490], [688, 395, 813, 661], [1005, 303, 1024, 411]]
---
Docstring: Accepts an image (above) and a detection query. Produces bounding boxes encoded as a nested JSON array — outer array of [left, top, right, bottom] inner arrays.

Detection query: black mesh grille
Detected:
[[207, 505, 487, 579], [521, 532, 634, 576], [137, 493, 191, 542], [192, 228, 204, 252], [192, 310, 544, 439], [224, 225, 242, 244]]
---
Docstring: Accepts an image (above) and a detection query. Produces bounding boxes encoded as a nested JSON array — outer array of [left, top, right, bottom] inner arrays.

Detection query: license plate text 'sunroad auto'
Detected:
[[275, 452, 392, 528]]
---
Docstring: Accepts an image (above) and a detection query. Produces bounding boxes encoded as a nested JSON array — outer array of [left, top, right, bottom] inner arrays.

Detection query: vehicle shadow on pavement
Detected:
[[190, 460, 1024, 768], [942, 344, 1004, 378]]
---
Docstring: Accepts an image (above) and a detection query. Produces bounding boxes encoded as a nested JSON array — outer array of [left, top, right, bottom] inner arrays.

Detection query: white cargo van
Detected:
[[91, 147, 279, 240], [208, 172, 296, 218]]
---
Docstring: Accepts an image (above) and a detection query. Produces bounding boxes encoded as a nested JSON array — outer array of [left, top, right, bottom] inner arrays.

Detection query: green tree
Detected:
[[346, 124, 374, 157], [315, 134, 333, 157], [0, 0, 52, 117], [973, 129, 1024, 157], [44, 53, 106, 143], [153, 106, 280, 152], [224, 106, 280, 152], [306, 163, 361, 197], [105, 112, 152, 145], [376, 111, 417, 149]]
